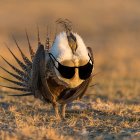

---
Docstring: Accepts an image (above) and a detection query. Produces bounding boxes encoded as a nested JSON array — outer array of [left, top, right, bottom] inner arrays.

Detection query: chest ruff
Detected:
[[39, 57, 91, 104]]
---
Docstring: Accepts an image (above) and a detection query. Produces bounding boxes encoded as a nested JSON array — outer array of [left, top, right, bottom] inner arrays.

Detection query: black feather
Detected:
[[9, 93, 33, 96], [0, 75, 28, 87], [0, 84, 31, 92], [0, 66, 28, 82]]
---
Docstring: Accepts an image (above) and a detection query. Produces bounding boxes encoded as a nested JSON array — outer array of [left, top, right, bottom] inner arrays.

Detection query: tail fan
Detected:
[[25, 30, 35, 60], [0, 34, 35, 96], [0, 55, 29, 80], [12, 36, 32, 69], [9, 93, 33, 96], [0, 84, 31, 92], [5, 44, 29, 73], [0, 75, 28, 87], [0, 66, 28, 82], [45, 25, 50, 51]]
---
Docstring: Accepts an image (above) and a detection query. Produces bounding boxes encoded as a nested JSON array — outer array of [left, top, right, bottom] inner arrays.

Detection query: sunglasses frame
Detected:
[[48, 53, 93, 79]]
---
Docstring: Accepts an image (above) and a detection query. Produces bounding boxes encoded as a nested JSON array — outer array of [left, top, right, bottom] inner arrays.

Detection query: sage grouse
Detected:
[[0, 19, 94, 119]]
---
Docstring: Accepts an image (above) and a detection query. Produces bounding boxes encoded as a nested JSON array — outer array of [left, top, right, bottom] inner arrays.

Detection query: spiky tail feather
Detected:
[[0, 75, 28, 87], [9, 93, 33, 96], [5, 44, 29, 73], [0, 27, 52, 97], [0, 33, 36, 96], [25, 30, 35, 60], [12, 36, 32, 69], [0, 84, 31, 92]]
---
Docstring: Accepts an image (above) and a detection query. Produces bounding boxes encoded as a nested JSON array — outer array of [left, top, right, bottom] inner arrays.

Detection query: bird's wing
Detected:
[[31, 44, 57, 102], [58, 77, 91, 104]]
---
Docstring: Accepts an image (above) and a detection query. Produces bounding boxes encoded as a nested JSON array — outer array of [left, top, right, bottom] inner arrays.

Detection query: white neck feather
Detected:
[[49, 32, 90, 88]]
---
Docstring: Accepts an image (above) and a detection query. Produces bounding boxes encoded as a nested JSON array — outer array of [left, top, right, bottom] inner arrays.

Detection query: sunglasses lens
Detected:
[[49, 53, 93, 80], [79, 63, 93, 80], [58, 64, 75, 79]]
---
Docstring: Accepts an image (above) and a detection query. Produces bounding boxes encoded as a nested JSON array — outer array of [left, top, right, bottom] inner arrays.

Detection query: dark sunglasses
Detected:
[[49, 53, 93, 80]]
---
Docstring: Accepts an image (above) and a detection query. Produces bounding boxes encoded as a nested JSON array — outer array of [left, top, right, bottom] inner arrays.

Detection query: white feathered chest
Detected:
[[48, 32, 93, 88]]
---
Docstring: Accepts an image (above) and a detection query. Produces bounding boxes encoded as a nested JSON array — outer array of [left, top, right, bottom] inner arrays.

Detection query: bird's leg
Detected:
[[53, 102, 61, 120], [34, 90, 42, 99], [60, 104, 66, 119]]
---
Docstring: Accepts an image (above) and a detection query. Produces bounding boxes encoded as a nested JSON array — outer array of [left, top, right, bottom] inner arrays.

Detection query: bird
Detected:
[[0, 19, 94, 120]]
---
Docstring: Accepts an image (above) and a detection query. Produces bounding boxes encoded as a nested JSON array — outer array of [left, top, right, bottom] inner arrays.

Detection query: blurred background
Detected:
[[0, 0, 140, 104]]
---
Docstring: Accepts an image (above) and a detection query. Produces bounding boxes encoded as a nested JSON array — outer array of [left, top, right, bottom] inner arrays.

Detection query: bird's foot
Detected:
[[55, 115, 61, 121]]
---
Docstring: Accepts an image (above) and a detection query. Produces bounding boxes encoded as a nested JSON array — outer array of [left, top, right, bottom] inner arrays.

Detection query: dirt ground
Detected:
[[0, 0, 140, 139]]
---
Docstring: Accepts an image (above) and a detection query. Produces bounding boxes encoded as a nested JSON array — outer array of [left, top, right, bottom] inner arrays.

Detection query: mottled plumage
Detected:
[[0, 19, 94, 119]]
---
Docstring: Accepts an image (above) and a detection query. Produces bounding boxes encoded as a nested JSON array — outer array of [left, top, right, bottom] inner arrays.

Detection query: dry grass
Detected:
[[0, 94, 139, 140], [0, 0, 140, 140]]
